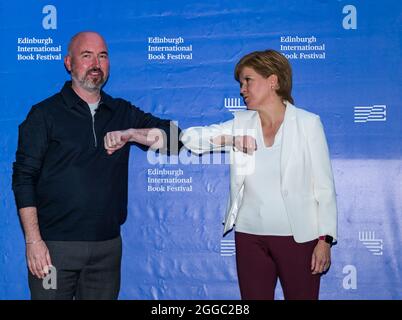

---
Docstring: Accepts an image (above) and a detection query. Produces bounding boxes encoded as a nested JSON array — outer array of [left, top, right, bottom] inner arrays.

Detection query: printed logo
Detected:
[[220, 239, 236, 257], [354, 105, 386, 123], [224, 98, 246, 113], [359, 231, 383, 255], [280, 35, 326, 60], [147, 36, 192, 61]]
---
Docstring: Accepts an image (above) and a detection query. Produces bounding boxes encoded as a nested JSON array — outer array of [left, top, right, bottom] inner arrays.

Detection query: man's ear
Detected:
[[64, 55, 72, 72]]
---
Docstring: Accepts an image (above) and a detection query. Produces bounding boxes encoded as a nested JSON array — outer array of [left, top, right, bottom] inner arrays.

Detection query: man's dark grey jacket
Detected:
[[12, 81, 180, 241]]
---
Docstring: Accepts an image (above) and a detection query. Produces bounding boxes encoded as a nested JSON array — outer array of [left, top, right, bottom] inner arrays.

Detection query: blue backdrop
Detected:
[[0, 0, 401, 299]]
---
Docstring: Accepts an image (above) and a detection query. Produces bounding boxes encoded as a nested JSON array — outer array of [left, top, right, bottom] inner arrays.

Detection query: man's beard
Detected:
[[71, 67, 108, 92]]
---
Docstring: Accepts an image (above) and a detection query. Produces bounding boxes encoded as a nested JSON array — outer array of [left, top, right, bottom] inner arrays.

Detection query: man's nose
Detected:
[[91, 56, 101, 68], [95, 57, 101, 67]]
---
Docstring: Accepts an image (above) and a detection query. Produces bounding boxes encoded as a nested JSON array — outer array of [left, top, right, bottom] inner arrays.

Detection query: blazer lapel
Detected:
[[280, 102, 297, 178]]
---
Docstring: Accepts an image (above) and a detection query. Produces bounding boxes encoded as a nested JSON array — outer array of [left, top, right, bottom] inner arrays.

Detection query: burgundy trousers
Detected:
[[235, 231, 321, 300]]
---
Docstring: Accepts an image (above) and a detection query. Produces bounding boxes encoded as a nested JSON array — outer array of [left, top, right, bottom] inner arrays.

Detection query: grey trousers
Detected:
[[28, 235, 122, 300]]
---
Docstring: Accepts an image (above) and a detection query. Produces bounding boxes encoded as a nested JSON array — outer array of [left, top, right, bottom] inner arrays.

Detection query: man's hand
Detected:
[[26, 240, 52, 279], [104, 129, 133, 155], [104, 128, 164, 155], [19, 207, 51, 279], [311, 240, 331, 274]]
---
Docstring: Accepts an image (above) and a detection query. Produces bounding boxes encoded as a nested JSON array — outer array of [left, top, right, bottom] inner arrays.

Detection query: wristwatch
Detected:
[[319, 235, 334, 246]]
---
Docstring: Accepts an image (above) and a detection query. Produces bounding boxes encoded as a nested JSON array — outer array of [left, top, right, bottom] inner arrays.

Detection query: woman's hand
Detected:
[[233, 135, 257, 155], [210, 135, 257, 155], [311, 240, 331, 274]]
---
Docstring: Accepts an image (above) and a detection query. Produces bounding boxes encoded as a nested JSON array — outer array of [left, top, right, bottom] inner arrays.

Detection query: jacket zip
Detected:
[[91, 115, 97, 148]]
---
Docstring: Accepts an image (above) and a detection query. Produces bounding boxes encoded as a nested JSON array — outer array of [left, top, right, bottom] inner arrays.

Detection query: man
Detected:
[[12, 31, 180, 299]]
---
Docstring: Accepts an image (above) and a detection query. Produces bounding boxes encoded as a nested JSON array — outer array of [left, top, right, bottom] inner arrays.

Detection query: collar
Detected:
[[60, 81, 116, 111]]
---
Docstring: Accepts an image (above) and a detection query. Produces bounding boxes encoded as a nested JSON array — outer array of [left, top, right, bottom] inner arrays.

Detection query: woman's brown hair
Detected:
[[234, 49, 294, 104]]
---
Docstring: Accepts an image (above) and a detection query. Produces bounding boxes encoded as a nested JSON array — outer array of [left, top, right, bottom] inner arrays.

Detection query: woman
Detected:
[[181, 49, 337, 300]]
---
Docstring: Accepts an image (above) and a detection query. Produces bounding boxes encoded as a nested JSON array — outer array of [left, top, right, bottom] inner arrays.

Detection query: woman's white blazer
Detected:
[[181, 102, 337, 243]]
